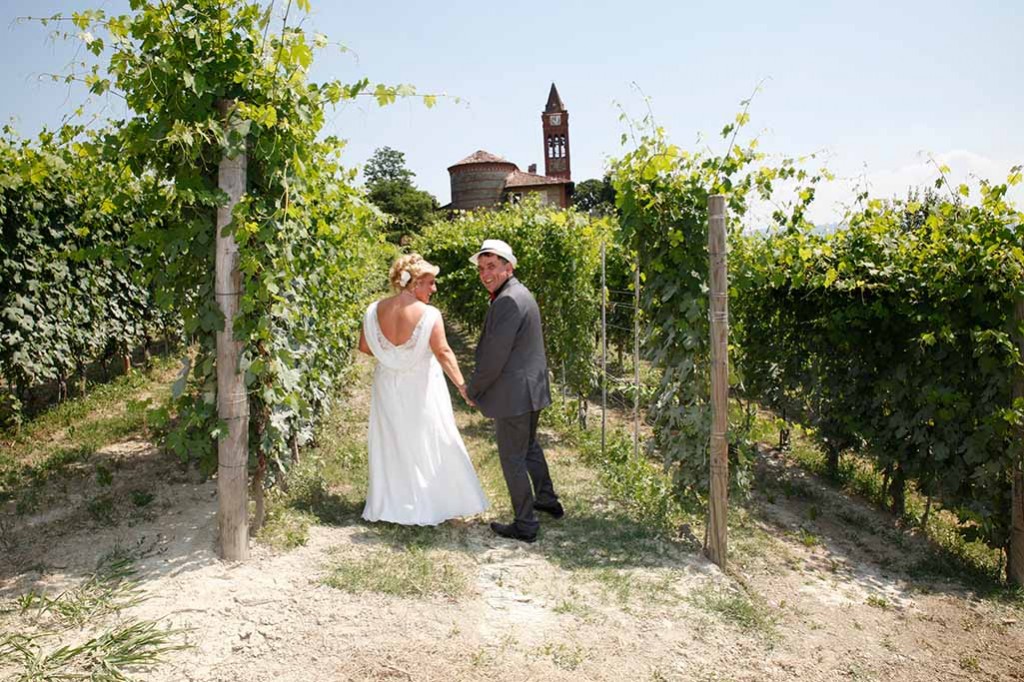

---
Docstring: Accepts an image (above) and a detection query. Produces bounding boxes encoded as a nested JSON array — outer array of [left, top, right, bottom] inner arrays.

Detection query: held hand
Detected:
[[457, 383, 476, 408]]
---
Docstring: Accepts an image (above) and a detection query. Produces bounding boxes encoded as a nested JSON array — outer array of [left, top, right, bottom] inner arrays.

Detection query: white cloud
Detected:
[[743, 150, 1023, 230], [811, 150, 1023, 224]]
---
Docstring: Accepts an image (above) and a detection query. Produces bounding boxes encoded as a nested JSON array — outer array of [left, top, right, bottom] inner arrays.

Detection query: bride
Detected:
[[357, 254, 489, 525]]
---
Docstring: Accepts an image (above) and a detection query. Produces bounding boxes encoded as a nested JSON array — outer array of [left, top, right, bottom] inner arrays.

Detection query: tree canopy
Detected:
[[572, 175, 617, 215], [364, 146, 438, 242]]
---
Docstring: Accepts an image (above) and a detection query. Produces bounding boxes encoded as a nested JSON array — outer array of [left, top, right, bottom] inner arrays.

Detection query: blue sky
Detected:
[[2, 1, 1020, 222]]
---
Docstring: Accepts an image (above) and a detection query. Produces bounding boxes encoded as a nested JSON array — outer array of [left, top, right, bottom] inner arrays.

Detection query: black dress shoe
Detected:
[[534, 501, 565, 519], [490, 521, 537, 543]]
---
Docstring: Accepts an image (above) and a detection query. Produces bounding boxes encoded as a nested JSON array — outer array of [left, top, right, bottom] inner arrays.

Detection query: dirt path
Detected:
[[2, 353, 1023, 681]]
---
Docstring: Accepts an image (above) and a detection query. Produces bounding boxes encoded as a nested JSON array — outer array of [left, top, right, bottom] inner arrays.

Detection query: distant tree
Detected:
[[573, 175, 616, 215], [369, 180, 439, 243], [364, 146, 414, 186], [363, 147, 438, 242]]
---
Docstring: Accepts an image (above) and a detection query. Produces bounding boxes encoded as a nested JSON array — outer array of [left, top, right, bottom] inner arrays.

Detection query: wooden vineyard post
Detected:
[[706, 195, 729, 569], [633, 260, 641, 460], [601, 241, 607, 457], [215, 99, 250, 561], [1009, 295, 1024, 586]]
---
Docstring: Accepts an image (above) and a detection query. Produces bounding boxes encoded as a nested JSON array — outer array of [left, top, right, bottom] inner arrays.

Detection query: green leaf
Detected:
[[1009, 166, 1022, 186], [373, 84, 397, 106], [291, 42, 313, 69], [27, 161, 49, 185]]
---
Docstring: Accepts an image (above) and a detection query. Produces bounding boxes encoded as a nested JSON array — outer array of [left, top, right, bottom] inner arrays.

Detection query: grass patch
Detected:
[[257, 505, 317, 551], [687, 584, 777, 637], [323, 546, 467, 599], [586, 568, 678, 607], [541, 509, 678, 572], [129, 490, 155, 508], [540, 642, 585, 671], [750, 409, 1006, 590], [277, 459, 365, 528], [258, 363, 372, 540], [548, 394, 697, 539], [0, 357, 178, 510], [370, 520, 474, 551], [0, 557, 188, 680], [797, 528, 821, 548], [552, 589, 599, 620], [87, 493, 118, 527], [730, 514, 785, 567], [14, 558, 140, 628], [0, 618, 187, 681], [252, 383, 371, 549]]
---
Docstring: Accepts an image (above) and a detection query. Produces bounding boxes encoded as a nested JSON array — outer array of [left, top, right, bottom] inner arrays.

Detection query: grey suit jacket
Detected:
[[467, 277, 552, 419]]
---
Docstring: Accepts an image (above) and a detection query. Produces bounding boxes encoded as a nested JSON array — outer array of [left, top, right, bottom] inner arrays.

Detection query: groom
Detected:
[[465, 239, 563, 543]]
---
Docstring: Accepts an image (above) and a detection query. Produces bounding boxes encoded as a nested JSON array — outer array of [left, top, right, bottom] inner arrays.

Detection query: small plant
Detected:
[[0, 619, 188, 679], [17, 558, 140, 628], [552, 588, 598, 620], [2, 558, 188, 678], [129, 489, 155, 508], [324, 546, 466, 599], [541, 642, 585, 671], [688, 584, 776, 637], [95, 464, 114, 487], [866, 594, 889, 610], [797, 528, 820, 548], [959, 655, 981, 672], [782, 480, 794, 499], [470, 648, 493, 668], [257, 505, 316, 550], [87, 493, 117, 526]]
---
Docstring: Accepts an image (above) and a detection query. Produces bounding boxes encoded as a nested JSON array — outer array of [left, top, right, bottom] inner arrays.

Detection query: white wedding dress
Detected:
[[362, 301, 489, 525]]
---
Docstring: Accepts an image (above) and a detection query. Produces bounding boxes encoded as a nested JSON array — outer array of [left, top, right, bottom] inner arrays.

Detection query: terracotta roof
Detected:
[[504, 169, 571, 188], [448, 150, 517, 169], [545, 83, 565, 113]]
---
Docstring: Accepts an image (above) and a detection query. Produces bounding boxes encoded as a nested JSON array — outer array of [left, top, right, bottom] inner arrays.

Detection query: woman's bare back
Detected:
[[375, 295, 428, 347]]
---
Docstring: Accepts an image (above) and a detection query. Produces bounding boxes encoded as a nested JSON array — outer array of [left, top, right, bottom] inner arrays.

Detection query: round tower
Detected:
[[448, 150, 518, 210]]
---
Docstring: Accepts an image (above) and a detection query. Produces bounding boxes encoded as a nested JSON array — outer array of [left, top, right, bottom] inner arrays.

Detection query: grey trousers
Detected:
[[494, 410, 558, 534]]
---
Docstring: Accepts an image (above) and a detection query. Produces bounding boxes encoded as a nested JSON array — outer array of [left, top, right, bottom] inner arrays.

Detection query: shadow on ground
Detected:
[[738, 444, 1012, 604]]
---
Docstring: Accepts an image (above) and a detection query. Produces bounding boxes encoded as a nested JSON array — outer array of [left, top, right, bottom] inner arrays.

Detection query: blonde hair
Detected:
[[389, 253, 440, 291]]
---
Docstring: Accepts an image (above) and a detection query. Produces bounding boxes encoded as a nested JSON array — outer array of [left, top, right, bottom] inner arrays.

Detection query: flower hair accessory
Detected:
[[399, 270, 411, 287]]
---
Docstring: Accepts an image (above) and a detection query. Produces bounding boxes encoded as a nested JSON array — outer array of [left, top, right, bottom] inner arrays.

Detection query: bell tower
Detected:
[[542, 83, 570, 180]]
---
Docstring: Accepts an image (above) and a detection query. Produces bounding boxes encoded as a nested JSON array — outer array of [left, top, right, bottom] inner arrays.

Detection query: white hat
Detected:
[[469, 239, 517, 267]]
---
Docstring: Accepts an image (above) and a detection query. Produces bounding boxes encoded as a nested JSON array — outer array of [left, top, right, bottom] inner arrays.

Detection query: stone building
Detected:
[[447, 84, 573, 210]]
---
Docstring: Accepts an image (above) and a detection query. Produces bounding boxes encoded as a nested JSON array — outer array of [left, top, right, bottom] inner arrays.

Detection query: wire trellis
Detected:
[[597, 242, 644, 460]]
